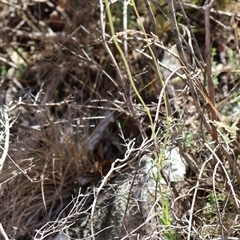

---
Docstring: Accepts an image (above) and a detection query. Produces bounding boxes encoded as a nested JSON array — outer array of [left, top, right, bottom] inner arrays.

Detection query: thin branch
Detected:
[[123, 0, 128, 58], [204, 0, 218, 141], [90, 138, 137, 239], [167, 0, 188, 66], [187, 153, 213, 240], [99, 0, 124, 87], [0, 223, 9, 240], [0, 107, 10, 171]]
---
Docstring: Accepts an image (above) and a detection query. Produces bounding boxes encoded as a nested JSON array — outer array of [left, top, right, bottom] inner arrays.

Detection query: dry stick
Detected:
[[187, 153, 213, 240], [143, 0, 159, 75], [205, 143, 240, 236], [220, 145, 240, 186], [120, 197, 162, 240], [182, 2, 240, 21], [167, 0, 188, 66], [123, 0, 128, 58], [167, 0, 213, 134], [204, 0, 218, 141], [0, 0, 20, 9], [176, 0, 205, 65], [0, 223, 9, 240], [35, 191, 92, 240], [212, 161, 226, 239], [0, 107, 10, 171], [204, 0, 231, 193], [99, 0, 124, 88], [89, 138, 136, 240], [144, 0, 157, 35]]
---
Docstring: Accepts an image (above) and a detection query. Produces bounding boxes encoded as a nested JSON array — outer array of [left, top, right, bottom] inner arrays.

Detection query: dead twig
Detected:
[[204, 0, 218, 141], [0, 107, 10, 171], [0, 223, 9, 240], [90, 137, 137, 239]]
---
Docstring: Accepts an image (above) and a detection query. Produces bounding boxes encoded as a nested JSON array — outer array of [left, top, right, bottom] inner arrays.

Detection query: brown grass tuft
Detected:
[[0, 122, 92, 239]]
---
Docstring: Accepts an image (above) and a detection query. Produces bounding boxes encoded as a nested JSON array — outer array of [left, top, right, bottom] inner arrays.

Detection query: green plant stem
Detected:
[[104, 0, 154, 138], [130, 0, 171, 165]]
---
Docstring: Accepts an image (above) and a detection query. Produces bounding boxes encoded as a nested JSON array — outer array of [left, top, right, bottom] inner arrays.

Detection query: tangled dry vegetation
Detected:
[[0, 0, 240, 239]]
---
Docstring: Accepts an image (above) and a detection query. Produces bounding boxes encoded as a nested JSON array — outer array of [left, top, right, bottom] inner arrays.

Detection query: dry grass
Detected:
[[1, 0, 240, 239], [1, 123, 90, 238]]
